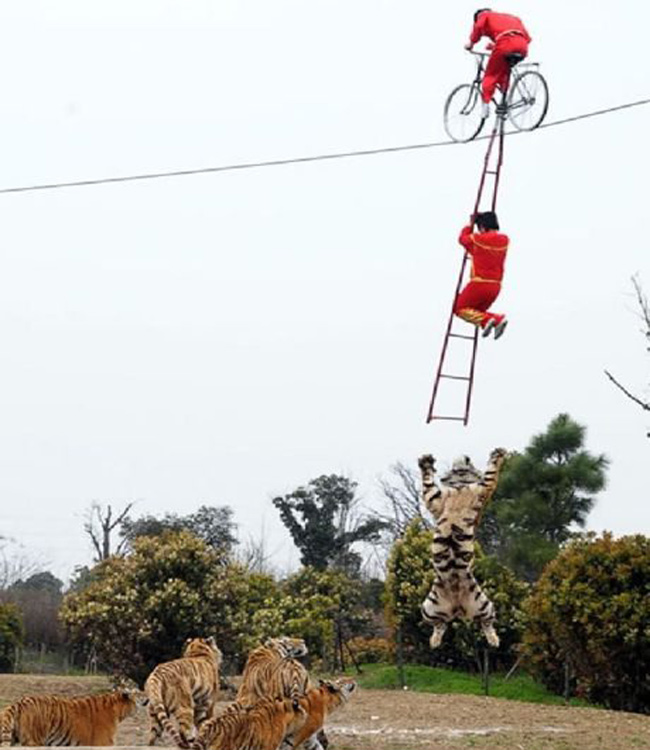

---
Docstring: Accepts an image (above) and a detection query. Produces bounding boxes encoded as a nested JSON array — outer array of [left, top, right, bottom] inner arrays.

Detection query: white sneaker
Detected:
[[481, 101, 490, 119], [494, 319, 508, 339], [482, 319, 497, 337]]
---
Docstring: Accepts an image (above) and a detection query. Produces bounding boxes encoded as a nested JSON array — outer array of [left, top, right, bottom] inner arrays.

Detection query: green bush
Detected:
[[523, 532, 650, 712], [0, 603, 23, 672], [61, 531, 276, 683]]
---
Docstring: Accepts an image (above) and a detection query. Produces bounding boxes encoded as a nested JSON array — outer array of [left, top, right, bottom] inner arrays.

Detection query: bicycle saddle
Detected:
[[506, 52, 525, 67]]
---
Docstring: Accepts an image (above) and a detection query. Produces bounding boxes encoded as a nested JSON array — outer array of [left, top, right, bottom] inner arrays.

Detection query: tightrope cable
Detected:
[[0, 97, 647, 196]]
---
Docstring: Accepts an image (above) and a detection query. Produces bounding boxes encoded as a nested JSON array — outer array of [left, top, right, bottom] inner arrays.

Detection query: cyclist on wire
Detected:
[[465, 9, 532, 117], [454, 212, 508, 340]]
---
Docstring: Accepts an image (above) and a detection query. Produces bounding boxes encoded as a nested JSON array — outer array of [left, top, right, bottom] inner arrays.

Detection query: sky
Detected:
[[0, 0, 649, 582]]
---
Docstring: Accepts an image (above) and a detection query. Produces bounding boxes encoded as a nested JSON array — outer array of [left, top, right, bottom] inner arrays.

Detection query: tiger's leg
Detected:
[[465, 574, 500, 647], [478, 448, 507, 505], [421, 578, 453, 649], [303, 735, 325, 750], [173, 692, 195, 749], [418, 454, 441, 517], [147, 707, 164, 746]]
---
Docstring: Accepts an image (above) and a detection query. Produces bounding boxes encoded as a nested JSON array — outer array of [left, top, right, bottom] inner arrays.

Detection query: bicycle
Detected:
[[444, 51, 549, 142]]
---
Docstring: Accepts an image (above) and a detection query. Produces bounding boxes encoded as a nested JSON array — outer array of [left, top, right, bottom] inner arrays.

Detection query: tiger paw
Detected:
[[490, 447, 507, 463], [484, 627, 500, 648]]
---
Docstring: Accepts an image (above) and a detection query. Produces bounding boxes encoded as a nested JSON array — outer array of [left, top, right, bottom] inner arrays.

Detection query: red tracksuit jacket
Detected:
[[458, 225, 509, 282], [468, 12, 531, 47]]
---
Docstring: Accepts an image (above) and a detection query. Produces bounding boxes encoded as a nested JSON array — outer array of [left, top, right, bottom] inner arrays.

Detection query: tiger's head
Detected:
[[183, 636, 223, 664], [110, 676, 149, 710], [318, 678, 357, 708], [264, 636, 308, 659], [441, 455, 483, 488]]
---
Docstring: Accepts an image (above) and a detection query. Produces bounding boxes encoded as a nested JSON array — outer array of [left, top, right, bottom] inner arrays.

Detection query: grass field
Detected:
[[350, 663, 591, 707], [1, 672, 650, 749]]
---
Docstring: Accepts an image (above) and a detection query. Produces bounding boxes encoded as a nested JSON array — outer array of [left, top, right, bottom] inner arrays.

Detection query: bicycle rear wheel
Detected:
[[507, 70, 549, 131], [444, 84, 486, 142]]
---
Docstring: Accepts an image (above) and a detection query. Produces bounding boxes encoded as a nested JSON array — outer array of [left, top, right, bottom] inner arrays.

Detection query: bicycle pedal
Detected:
[[495, 104, 508, 117]]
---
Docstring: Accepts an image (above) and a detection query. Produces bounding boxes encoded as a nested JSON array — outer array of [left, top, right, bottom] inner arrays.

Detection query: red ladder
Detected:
[[426, 113, 506, 425]]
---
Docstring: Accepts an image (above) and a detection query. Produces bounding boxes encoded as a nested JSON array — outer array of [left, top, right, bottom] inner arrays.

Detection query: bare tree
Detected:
[[376, 461, 431, 541], [605, 276, 650, 431], [0, 539, 41, 590], [84, 502, 135, 562]]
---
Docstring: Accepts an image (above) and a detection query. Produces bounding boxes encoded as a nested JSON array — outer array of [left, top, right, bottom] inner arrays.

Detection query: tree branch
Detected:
[[604, 370, 650, 412]]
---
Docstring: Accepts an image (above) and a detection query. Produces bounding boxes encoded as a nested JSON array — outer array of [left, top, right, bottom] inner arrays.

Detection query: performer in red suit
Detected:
[[455, 211, 508, 339], [465, 9, 531, 112]]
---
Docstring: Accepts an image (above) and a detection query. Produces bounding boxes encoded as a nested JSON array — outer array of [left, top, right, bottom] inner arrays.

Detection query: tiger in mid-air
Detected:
[[418, 448, 507, 649], [236, 637, 309, 707], [0, 687, 140, 746], [145, 636, 222, 748], [191, 696, 306, 750]]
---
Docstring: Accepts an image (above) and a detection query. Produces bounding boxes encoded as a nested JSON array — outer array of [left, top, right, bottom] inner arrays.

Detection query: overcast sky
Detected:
[[0, 0, 648, 582]]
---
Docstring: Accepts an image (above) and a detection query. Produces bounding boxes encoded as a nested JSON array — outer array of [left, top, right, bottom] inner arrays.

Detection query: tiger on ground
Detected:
[[0, 687, 140, 746], [418, 447, 507, 649], [145, 636, 222, 748], [286, 678, 357, 750], [190, 696, 306, 750], [236, 637, 309, 707]]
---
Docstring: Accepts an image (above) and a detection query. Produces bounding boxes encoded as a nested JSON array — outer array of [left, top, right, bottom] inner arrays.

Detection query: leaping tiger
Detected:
[[418, 448, 507, 649]]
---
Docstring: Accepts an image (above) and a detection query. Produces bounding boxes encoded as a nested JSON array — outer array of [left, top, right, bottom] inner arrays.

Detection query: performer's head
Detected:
[[476, 211, 499, 232], [474, 9, 491, 22]]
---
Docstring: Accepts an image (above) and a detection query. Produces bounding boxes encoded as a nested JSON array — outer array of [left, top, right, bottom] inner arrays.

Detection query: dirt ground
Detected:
[[1, 673, 649, 750]]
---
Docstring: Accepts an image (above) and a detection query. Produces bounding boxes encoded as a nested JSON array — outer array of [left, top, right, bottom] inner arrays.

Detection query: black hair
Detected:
[[475, 211, 499, 231], [474, 8, 491, 22]]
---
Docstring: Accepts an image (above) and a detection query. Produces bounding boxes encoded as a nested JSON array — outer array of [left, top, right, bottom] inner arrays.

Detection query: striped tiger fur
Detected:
[[191, 696, 306, 750], [419, 448, 507, 649], [0, 689, 138, 746], [236, 637, 309, 707], [145, 636, 222, 748], [287, 678, 357, 750]]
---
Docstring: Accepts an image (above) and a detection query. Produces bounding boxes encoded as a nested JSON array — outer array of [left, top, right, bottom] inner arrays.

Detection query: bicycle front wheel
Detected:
[[507, 70, 549, 131], [444, 84, 486, 142]]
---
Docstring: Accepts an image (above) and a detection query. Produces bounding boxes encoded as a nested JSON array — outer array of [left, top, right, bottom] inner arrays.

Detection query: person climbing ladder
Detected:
[[454, 211, 509, 339]]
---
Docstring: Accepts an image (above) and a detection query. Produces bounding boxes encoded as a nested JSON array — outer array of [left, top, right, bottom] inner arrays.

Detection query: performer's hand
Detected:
[[486, 42, 494, 51], [464, 43, 473, 51]]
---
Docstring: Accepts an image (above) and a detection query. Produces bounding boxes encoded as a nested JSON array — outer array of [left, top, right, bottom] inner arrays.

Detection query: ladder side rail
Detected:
[[426, 252, 470, 422]]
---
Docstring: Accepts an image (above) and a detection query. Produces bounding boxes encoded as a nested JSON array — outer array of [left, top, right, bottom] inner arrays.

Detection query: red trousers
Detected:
[[454, 280, 503, 328], [481, 36, 529, 103]]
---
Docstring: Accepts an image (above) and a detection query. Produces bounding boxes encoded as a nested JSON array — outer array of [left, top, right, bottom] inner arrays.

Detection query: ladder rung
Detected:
[[485, 170, 498, 175], [440, 374, 471, 381], [449, 333, 475, 340], [431, 415, 466, 422]]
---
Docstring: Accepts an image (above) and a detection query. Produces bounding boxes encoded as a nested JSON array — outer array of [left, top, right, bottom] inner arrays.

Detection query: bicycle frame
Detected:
[[455, 52, 487, 116], [469, 50, 541, 110]]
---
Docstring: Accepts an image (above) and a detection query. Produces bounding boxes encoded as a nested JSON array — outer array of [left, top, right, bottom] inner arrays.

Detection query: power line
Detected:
[[0, 97, 648, 196]]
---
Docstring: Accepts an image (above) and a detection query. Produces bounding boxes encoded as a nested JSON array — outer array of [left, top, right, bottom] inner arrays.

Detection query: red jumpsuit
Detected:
[[454, 225, 509, 328], [468, 12, 531, 103]]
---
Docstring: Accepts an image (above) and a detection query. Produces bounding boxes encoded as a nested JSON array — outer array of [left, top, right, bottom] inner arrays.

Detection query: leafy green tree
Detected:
[[272, 475, 387, 573], [8, 572, 64, 650], [523, 533, 650, 713], [478, 414, 608, 581], [247, 566, 371, 671], [120, 505, 238, 557], [62, 531, 260, 683], [11, 571, 63, 595], [385, 519, 528, 670], [0, 603, 23, 672]]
